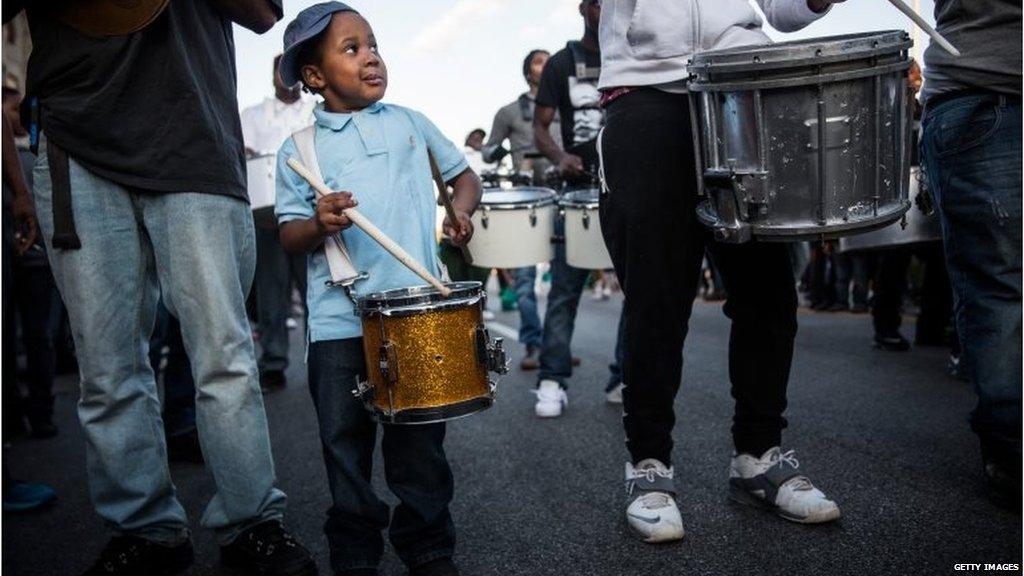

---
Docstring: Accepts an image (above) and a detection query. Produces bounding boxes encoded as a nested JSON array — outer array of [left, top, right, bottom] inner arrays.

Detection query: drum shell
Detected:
[[560, 190, 612, 270], [689, 31, 914, 242], [246, 155, 277, 227], [839, 168, 941, 252], [468, 188, 557, 268], [359, 283, 492, 424]]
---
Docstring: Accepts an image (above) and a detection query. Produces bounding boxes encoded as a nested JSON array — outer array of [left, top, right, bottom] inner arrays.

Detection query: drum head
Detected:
[[479, 187, 557, 209], [359, 281, 484, 316], [690, 30, 910, 78], [560, 188, 600, 208]]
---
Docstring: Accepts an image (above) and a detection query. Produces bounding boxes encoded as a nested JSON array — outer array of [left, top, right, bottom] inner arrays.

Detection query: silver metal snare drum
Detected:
[[688, 31, 914, 242]]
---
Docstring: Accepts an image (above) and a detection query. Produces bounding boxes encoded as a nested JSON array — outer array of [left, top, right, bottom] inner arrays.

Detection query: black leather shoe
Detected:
[[221, 520, 318, 575], [82, 536, 193, 576]]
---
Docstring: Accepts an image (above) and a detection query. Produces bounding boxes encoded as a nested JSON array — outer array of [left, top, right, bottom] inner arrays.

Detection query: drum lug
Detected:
[[698, 169, 754, 243], [481, 207, 490, 229], [378, 341, 399, 385], [352, 379, 372, 399], [529, 206, 538, 227], [475, 326, 510, 375], [582, 208, 591, 230]]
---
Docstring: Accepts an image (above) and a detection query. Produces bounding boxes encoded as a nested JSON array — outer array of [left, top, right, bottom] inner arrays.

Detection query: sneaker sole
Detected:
[[728, 484, 841, 524]]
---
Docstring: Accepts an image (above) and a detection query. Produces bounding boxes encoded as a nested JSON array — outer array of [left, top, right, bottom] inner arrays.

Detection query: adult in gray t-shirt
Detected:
[[921, 0, 1022, 104], [919, 0, 1022, 508], [482, 49, 559, 182]]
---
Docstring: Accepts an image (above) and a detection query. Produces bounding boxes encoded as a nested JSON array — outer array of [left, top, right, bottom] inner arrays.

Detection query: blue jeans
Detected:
[[513, 266, 542, 348], [33, 138, 285, 544], [148, 302, 197, 439], [538, 219, 626, 390], [254, 226, 307, 375], [921, 93, 1022, 466], [307, 338, 455, 571]]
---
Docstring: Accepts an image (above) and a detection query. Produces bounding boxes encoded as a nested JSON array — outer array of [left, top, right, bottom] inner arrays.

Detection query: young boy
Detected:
[[275, 3, 481, 576]]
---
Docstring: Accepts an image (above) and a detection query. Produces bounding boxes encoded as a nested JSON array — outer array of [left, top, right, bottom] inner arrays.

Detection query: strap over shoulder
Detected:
[[290, 125, 365, 290]]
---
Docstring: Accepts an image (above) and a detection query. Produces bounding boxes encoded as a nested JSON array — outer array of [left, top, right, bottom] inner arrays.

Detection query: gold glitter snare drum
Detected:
[[355, 281, 509, 424]]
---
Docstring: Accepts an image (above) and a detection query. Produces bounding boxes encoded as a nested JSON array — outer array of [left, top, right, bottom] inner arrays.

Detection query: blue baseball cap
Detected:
[[278, 2, 359, 87]]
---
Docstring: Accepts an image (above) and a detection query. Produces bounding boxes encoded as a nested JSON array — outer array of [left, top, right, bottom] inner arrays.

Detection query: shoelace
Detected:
[[625, 465, 672, 497], [767, 449, 813, 491]]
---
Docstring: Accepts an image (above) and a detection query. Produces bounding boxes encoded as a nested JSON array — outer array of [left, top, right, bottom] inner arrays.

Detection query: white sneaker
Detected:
[[605, 382, 625, 404], [728, 447, 841, 524], [625, 459, 685, 543], [533, 379, 567, 418]]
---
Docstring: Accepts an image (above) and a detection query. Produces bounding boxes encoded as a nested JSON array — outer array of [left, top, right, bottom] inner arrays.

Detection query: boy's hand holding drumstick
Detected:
[[315, 191, 358, 235]]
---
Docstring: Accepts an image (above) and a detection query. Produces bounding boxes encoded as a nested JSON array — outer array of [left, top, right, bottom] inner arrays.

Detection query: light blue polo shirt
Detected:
[[275, 102, 468, 342]]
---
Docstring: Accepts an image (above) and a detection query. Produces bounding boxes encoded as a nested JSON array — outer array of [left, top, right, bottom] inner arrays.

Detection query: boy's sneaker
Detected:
[[82, 536, 194, 576], [409, 557, 460, 576], [624, 459, 685, 543], [220, 520, 318, 575], [728, 447, 841, 524], [605, 382, 625, 405], [533, 380, 567, 418]]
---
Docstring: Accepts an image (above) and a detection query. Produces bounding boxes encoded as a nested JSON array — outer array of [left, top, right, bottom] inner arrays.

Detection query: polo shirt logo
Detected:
[[409, 135, 417, 148]]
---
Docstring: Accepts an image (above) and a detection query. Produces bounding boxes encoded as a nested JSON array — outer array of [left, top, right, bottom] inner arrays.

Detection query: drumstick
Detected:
[[286, 157, 452, 297], [427, 150, 474, 265], [886, 0, 960, 57]]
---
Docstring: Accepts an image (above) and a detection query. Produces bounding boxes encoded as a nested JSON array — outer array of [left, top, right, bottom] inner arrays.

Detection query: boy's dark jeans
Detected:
[[600, 89, 797, 465], [307, 338, 455, 572]]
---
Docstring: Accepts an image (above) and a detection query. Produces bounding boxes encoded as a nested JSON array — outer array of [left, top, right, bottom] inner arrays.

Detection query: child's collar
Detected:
[[313, 101, 384, 131]]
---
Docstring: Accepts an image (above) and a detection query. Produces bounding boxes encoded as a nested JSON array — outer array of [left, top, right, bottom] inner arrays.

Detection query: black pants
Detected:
[[872, 248, 912, 335], [600, 89, 797, 464], [307, 339, 455, 571]]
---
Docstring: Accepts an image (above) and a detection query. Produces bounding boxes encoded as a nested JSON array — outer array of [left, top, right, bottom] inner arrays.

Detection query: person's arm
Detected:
[[534, 105, 582, 176], [481, 107, 512, 164], [3, 112, 37, 255], [442, 168, 482, 246], [757, 0, 841, 32], [208, 0, 280, 33], [279, 192, 358, 254]]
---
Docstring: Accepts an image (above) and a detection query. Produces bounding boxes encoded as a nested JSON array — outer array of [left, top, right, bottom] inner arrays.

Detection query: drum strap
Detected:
[[291, 125, 367, 295]]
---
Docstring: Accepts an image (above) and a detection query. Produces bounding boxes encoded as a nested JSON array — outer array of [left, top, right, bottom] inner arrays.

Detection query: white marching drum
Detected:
[[247, 154, 277, 227], [560, 189, 612, 270], [467, 188, 557, 268]]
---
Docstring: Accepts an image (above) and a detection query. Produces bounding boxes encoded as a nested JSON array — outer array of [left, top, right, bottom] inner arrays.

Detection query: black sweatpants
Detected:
[[599, 88, 798, 465]]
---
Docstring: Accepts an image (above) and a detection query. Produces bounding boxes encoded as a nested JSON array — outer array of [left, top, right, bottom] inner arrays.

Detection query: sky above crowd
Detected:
[[234, 0, 937, 146]]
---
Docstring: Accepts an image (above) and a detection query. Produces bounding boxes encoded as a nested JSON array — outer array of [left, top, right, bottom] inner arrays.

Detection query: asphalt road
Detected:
[[4, 290, 1021, 575]]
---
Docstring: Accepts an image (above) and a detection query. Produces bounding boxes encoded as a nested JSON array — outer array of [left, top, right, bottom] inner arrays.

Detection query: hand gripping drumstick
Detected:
[[886, 0, 960, 57], [286, 157, 452, 297]]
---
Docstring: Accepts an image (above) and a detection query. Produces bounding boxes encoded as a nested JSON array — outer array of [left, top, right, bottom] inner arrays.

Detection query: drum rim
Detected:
[[478, 187, 558, 210], [358, 281, 484, 315], [559, 188, 601, 208], [689, 30, 910, 75], [370, 394, 494, 425]]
